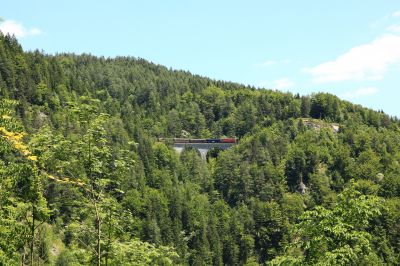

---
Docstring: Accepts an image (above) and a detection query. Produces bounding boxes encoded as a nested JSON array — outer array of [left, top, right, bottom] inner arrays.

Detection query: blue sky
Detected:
[[1, 0, 400, 117]]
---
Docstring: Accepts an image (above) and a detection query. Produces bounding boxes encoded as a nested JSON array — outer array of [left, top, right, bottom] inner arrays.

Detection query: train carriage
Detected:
[[189, 139, 207, 143], [172, 138, 236, 144], [206, 138, 221, 143], [173, 138, 190, 143]]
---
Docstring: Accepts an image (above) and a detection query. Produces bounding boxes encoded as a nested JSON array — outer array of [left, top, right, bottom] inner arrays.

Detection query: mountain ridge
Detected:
[[1, 32, 400, 265]]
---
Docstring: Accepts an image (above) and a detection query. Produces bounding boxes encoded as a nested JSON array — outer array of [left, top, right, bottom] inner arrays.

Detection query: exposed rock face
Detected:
[[301, 118, 340, 133], [299, 181, 307, 195]]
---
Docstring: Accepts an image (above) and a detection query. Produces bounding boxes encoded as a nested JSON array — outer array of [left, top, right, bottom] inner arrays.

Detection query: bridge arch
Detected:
[[206, 147, 225, 161], [172, 140, 236, 160], [174, 146, 203, 159]]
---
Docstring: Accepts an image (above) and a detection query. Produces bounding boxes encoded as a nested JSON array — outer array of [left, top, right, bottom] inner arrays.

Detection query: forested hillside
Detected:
[[1, 33, 400, 265]]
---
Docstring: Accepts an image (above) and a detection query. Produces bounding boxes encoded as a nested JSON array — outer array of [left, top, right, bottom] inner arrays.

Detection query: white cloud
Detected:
[[393, 10, 400, 17], [387, 24, 400, 33], [255, 59, 294, 68], [256, 60, 276, 67], [370, 10, 400, 30], [0, 20, 41, 38], [273, 78, 294, 89], [341, 87, 379, 99], [258, 78, 294, 90], [304, 34, 400, 83]]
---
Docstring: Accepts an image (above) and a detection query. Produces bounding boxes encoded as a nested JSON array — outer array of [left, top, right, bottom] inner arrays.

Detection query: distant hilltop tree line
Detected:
[[0, 32, 400, 265]]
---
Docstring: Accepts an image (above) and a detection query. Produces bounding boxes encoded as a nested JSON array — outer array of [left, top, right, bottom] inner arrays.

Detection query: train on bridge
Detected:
[[158, 138, 237, 144]]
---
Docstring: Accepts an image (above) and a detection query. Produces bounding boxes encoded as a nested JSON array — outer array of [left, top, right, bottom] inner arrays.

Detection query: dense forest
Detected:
[[1, 32, 400, 265]]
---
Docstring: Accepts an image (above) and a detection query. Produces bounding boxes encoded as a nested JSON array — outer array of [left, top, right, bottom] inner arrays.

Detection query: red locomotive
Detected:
[[221, 138, 236, 143]]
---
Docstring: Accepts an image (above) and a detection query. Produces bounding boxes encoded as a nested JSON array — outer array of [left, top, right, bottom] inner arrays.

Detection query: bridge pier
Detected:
[[198, 148, 209, 160], [173, 146, 209, 159], [172, 142, 235, 160], [173, 147, 184, 155]]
